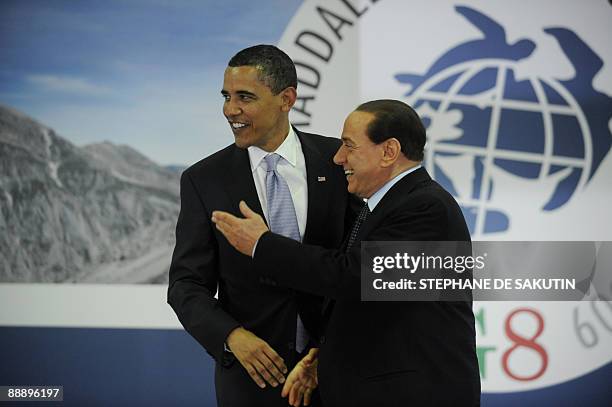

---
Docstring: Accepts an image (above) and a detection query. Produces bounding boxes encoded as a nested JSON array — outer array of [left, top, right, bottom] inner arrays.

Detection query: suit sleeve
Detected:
[[167, 171, 240, 362], [253, 198, 450, 300]]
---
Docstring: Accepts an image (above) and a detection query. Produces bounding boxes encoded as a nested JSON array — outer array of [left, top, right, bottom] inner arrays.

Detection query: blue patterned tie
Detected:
[[264, 153, 308, 352]]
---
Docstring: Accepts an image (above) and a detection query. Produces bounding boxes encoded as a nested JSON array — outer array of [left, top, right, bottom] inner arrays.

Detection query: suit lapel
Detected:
[[222, 130, 339, 230], [222, 145, 266, 221], [357, 167, 432, 241], [296, 128, 335, 244], [322, 168, 432, 317], [294, 128, 340, 323]]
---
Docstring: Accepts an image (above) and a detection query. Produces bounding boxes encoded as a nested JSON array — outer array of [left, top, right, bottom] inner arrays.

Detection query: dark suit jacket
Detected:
[[253, 167, 481, 407], [168, 129, 353, 407]]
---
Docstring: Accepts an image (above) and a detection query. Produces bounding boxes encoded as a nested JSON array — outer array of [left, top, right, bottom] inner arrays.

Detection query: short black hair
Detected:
[[356, 99, 426, 161], [228, 45, 297, 94]]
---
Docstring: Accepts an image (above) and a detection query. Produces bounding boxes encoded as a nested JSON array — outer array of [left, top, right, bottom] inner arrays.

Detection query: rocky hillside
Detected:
[[0, 104, 181, 283]]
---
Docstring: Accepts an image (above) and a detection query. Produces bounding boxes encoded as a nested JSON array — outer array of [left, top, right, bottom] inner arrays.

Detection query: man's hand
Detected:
[[212, 201, 269, 257], [282, 348, 319, 406], [226, 327, 288, 388]]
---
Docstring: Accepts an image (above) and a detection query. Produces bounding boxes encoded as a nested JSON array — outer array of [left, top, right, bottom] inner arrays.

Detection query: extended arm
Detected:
[[213, 199, 449, 300]]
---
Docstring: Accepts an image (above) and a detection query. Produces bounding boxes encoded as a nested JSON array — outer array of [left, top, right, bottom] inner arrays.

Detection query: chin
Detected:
[[233, 138, 251, 149]]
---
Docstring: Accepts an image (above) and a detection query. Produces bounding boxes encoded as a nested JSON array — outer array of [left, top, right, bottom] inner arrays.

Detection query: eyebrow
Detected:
[[221, 90, 257, 98]]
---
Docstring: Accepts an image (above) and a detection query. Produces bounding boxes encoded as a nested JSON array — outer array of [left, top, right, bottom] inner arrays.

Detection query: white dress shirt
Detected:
[[248, 126, 308, 241]]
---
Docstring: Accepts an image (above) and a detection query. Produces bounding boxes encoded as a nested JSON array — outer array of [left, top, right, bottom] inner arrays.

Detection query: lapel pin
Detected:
[[318, 176, 326, 182]]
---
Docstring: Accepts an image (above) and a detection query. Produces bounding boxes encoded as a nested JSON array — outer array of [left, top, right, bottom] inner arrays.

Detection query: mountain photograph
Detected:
[[0, 105, 181, 283]]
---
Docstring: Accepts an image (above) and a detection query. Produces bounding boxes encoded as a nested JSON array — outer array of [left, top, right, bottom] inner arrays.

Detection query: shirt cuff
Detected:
[[251, 238, 260, 258]]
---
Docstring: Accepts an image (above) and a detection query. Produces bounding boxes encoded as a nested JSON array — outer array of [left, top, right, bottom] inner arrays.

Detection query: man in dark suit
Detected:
[[213, 100, 481, 406], [168, 45, 352, 407]]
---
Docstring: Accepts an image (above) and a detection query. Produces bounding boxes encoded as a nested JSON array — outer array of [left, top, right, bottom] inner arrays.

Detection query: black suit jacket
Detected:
[[168, 129, 353, 406], [254, 167, 481, 406]]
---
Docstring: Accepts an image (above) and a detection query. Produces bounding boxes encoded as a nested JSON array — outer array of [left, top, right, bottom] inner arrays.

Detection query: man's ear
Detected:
[[381, 138, 402, 167], [280, 87, 297, 112]]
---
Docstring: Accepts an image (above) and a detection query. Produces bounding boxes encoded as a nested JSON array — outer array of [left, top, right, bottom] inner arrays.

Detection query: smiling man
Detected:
[[213, 100, 481, 406], [168, 45, 354, 407]]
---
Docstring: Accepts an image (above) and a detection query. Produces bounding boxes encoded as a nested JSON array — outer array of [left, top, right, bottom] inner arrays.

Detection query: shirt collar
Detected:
[[367, 164, 422, 211], [248, 126, 298, 172]]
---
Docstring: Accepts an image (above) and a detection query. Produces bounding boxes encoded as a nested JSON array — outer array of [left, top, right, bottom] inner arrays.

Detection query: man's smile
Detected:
[[228, 120, 250, 133]]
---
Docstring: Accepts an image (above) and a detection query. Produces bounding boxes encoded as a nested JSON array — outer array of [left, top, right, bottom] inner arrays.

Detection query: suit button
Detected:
[[320, 336, 326, 344], [287, 341, 294, 350]]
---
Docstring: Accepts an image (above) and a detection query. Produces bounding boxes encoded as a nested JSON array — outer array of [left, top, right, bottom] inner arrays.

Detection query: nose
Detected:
[[223, 98, 241, 117], [333, 144, 346, 166]]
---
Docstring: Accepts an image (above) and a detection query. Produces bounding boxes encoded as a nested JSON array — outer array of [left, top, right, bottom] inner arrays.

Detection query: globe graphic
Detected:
[[405, 60, 591, 237]]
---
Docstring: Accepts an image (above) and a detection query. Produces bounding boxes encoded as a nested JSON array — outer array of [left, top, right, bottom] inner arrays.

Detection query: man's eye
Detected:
[[222, 95, 230, 101], [240, 95, 253, 101]]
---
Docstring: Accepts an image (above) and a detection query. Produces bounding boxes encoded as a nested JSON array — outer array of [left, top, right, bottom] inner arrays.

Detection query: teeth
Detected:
[[344, 169, 354, 176], [231, 122, 246, 129]]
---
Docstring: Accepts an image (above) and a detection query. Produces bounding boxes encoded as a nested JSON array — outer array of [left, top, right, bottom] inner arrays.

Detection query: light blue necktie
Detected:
[[264, 153, 308, 353]]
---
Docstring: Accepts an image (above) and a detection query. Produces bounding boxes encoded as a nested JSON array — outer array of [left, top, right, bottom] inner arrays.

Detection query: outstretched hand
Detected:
[[212, 201, 269, 257], [282, 348, 319, 406]]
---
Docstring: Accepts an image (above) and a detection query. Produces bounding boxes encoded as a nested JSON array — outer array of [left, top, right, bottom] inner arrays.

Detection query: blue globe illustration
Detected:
[[404, 61, 591, 237], [394, 6, 611, 237]]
